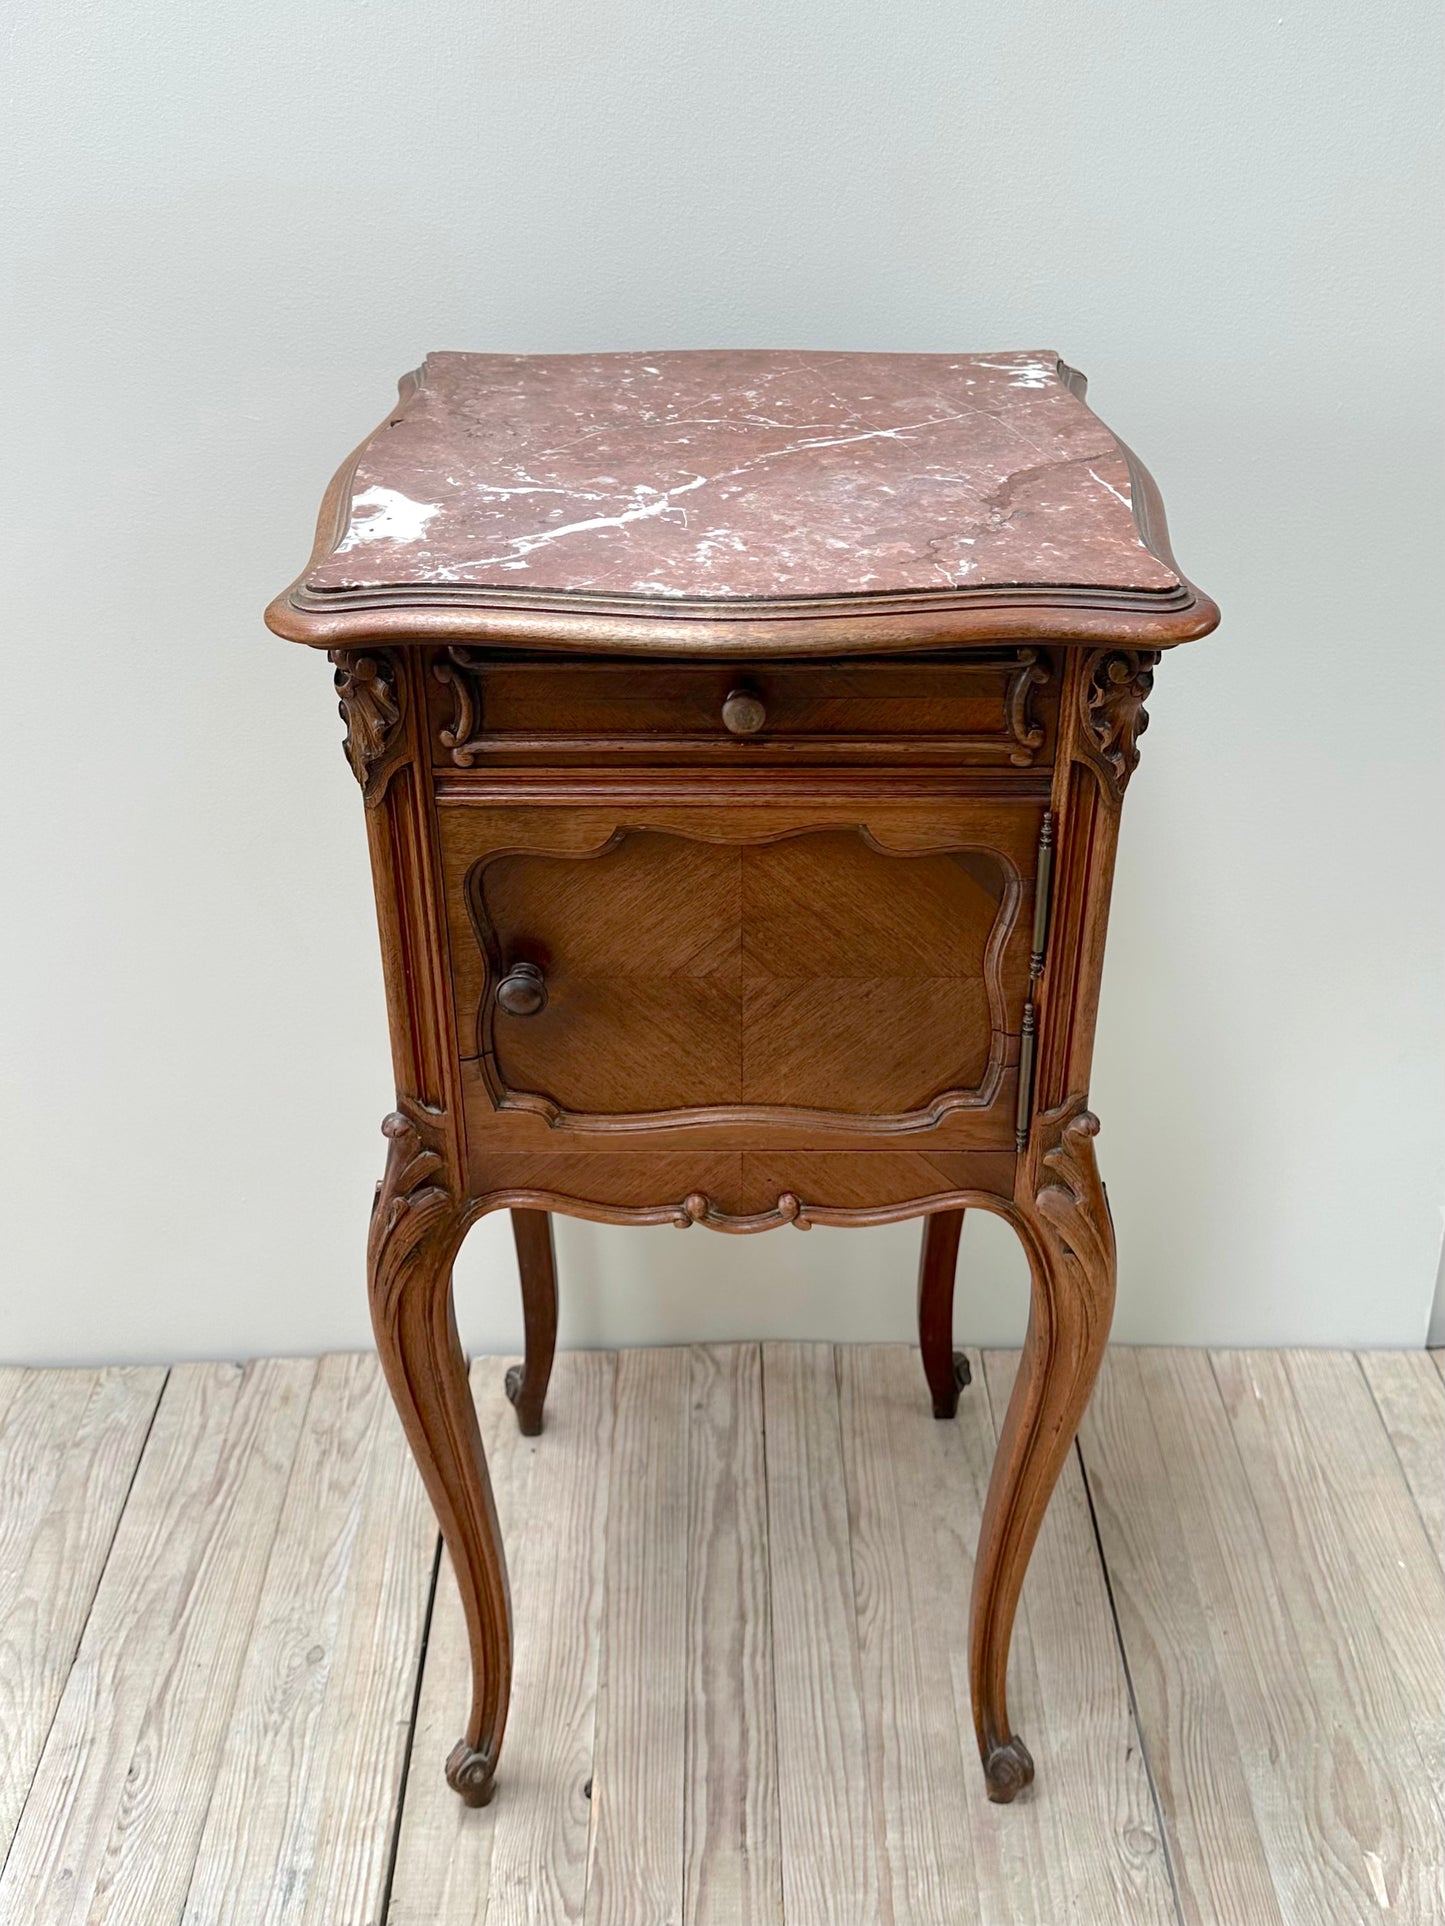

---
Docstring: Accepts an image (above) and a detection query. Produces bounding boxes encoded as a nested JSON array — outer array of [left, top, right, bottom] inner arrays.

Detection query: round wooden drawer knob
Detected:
[[495, 960, 547, 1017], [721, 687, 767, 735]]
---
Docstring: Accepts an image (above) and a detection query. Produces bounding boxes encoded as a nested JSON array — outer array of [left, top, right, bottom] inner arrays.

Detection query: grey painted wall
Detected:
[[2, 0, 1441, 1362]]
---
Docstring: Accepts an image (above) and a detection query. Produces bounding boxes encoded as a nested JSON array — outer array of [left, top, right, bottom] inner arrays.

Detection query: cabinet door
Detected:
[[440, 799, 1042, 1147]]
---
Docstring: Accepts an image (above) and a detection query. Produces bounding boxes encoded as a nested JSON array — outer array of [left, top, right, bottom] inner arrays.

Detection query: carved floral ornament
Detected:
[[675, 1190, 811, 1232], [1082, 649, 1159, 795], [331, 650, 403, 794]]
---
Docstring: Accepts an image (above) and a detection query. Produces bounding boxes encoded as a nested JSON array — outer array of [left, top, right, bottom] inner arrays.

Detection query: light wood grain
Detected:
[[928, 1348, 1065, 1926], [761, 1341, 884, 1926], [389, 1351, 616, 1926], [181, 1352, 435, 1926], [1210, 1350, 1445, 1922], [1359, 1350, 1445, 1571], [1138, 1347, 1443, 1923], [292, 1363, 435, 1926], [1079, 1350, 1283, 1925], [0, 1366, 165, 1860], [584, 1346, 689, 1926], [0, 1368, 23, 1431], [12, 1343, 1445, 1926], [684, 1345, 781, 1926], [488, 1351, 615, 1926], [0, 1359, 312, 1926], [386, 1360, 511, 1926], [1432, 1348, 1445, 1386], [983, 1352, 1176, 1926], [1276, 1352, 1445, 1799], [837, 1344, 977, 1926]]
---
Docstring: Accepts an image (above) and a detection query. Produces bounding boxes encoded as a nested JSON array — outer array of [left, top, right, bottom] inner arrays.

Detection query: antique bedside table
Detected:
[[266, 348, 1217, 1810]]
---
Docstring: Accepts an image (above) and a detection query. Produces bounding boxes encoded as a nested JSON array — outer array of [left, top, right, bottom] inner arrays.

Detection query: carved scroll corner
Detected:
[[1006, 646, 1051, 765], [1029, 1095, 1115, 1278], [330, 649, 405, 802], [1081, 649, 1159, 798], [370, 1105, 447, 1229], [433, 646, 482, 768], [367, 1105, 458, 1313]]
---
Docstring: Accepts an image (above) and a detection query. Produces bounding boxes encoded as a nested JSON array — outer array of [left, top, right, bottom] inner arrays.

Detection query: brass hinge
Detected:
[[1030, 809, 1054, 984], [1015, 1005, 1037, 1152], [1016, 811, 1054, 1152]]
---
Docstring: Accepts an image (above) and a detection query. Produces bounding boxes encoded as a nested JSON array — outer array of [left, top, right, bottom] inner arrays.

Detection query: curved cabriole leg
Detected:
[[504, 1208, 558, 1436], [368, 1112, 512, 1807], [917, 1209, 971, 1418], [969, 1101, 1116, 1803]]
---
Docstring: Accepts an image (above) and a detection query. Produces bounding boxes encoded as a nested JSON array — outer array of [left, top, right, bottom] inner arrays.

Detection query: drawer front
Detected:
[[440, 796, 1045, 1156], [428, 650, 1057, 769]]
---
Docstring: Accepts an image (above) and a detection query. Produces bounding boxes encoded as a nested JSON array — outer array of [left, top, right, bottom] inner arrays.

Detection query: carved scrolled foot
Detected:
[[503, 1362, 543, 1438], [446, 1738, 499, 1808], [983, 1735, 1035, 1804]]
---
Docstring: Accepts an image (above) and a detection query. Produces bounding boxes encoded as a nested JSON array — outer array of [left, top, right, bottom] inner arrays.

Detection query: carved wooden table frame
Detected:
[[334, 638, 1156, 1809], [271, 349, 1215, 1813]]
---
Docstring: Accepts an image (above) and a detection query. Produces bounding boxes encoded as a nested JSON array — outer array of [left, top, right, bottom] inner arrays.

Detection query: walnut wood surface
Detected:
[[969, 1099, 1116, 1800], [427, 651, 1058, 767], [283, 366, 1212, 1810], [463, 1151, 1018, 1229], [439, 792, 1041, 1153], [917, 1209, 968, 1419], [472, 824, 1012, 1121], [338, 640, 1146, 1809], [505, 1210, 557, 1437], [366, 1108, 509, 1808]]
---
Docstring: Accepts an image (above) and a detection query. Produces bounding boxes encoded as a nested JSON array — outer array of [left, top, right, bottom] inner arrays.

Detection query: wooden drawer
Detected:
[[439, 794, 1046, 1161], [426, 649, 1057, 769]]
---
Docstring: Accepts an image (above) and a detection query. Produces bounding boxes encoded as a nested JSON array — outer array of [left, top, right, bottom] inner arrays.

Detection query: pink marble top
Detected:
[[303, 350, 1180, 605]]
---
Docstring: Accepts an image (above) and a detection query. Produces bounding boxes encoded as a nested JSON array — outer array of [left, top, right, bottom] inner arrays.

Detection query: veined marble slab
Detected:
[[303, 349, 1179, 604]]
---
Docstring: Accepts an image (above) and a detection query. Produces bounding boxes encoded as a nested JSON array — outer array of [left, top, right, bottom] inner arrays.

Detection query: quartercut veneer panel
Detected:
[[461, 818, 1033, 1133]]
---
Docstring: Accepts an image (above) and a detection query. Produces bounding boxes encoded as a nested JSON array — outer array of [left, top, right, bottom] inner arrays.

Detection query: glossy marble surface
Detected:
[[305, 349, 1180, 604]]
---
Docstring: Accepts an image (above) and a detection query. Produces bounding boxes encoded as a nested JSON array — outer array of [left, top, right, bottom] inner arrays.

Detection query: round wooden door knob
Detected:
[[721, 687, 767, 735], [494, 960, 547, 1016]]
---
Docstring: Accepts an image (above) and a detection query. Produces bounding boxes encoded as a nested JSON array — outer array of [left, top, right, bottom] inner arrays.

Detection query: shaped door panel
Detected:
[[439, 800, 1044, 1145]]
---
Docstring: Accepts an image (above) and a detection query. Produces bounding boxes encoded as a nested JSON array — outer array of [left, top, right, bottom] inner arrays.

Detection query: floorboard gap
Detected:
[[379, 1531, 444, 1925], [1353, 1350, 1441, 1552], [1075, 1436, 1187, 1926], [756, 1342, 784, 1926]]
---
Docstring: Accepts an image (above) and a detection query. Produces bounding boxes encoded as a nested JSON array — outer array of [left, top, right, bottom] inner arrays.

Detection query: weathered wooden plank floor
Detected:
[[0, 1346, 1440, 1925]]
